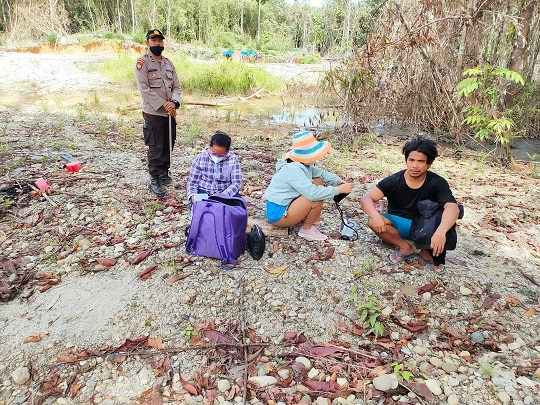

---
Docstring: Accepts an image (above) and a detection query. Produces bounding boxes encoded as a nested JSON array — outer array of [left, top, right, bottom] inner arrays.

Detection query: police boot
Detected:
[[159, 171, 173, 186], [148, 176, 166, 197]]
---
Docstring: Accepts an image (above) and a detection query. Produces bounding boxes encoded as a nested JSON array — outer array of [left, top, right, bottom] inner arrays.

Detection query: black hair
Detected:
[[210, 131, 231, 151], [402, 137, 438, 165]]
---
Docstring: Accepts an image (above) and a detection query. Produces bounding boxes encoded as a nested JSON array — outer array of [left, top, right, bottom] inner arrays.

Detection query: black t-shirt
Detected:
[[377, 170, 456, 219]]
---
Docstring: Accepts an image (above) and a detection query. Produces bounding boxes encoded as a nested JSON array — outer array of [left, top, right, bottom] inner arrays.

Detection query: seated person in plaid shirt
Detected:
[[187, 131, 243, 203]]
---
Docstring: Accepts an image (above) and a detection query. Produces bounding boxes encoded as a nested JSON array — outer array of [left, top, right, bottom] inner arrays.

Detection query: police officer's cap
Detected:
[[146, 29, 164, 40]]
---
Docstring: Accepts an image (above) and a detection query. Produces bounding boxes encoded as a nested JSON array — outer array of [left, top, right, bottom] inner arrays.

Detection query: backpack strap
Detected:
[[212, 209, 237, 269], [186, 201, 211, 254]]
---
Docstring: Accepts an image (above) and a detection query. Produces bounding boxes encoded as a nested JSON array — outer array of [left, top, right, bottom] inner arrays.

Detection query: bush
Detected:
[[46, 33, 58, 45], [99, 54, 136, 85], [103, 31, 125, 41], [173, 58, 283, 96], [99, 53, 283, 96], [132, 32, 146, 44]]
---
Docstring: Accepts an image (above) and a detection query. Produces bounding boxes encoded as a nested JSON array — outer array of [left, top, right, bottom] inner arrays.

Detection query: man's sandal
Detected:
[[423, 259, 446, 275], [386, 250, 415, 265]]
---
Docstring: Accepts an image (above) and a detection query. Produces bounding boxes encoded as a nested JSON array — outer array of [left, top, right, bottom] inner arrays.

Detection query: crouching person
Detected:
[[264, 131, 353, 241], [360, 137, 460, 275]]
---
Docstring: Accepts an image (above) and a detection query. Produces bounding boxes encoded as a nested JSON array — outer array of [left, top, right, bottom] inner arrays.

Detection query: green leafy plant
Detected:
[[1, 125, 8, 136], [392, 362, 414, 382], [181, 120, 203, 147], [456, 65, 525, 166], [349, 293, 385, 337], [180, 325, 198, 341]]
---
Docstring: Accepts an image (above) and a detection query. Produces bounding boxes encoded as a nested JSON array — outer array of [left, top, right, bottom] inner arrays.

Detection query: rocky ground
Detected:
[[0, 47, 540, 405]]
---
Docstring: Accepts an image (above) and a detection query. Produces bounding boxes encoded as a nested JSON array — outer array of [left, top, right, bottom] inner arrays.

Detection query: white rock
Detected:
[[497, 392, 511, 403], [508, 337, 525, 351], [247, 376, 277, 388], [217, 379, 231, 392], [307, 368, 319, 379], [336, 378, 348, 388], [447, 377, 460, 387], [459, 286, 473, 296], [138, 366, 152, 383], [277, 369, 290, 379], [295, 356, 311, 369], [11, 367, 31, 385], [516, 376, 536, 387], [422, 292, 431, 300], [391, 331, 400, 340], [425, 379, 442, 396], [430, 357, 444, 368], [447, 394, 459, 405], [414, 345, 428, 356], [381, 306, 392, 316], [373, 374, 394, 392]]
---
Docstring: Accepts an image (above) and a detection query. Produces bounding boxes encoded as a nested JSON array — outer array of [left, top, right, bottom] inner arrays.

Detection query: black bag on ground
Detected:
[[247, 224, 265, 260]]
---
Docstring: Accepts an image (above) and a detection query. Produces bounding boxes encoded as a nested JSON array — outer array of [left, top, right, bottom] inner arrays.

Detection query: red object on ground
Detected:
[[35, 177, 51, 190], [66, 161, 82, 172]]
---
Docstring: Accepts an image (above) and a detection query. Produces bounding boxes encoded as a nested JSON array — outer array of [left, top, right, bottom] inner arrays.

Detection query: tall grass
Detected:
[[99, 53, 283, 96]]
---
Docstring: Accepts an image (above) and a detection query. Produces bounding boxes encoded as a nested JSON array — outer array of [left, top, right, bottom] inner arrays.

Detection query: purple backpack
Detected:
[[186, 194, 248, 267]]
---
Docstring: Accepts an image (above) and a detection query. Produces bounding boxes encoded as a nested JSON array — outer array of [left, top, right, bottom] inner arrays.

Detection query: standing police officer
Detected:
[[135, 29, 182, 197]]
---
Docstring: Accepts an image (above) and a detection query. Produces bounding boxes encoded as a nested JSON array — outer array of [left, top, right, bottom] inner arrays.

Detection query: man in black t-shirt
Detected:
[[360, 137, 460, 275]]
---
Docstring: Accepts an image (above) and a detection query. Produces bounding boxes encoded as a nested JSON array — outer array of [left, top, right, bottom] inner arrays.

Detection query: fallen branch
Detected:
[[240, 88, 264, 101], [28, 184, 58, 207]]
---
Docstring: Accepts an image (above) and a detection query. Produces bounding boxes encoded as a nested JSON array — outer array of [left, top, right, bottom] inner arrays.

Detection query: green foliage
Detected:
[[173, 58, 284, 96], [132, 32, 146, 44], [46, 33, 58, 45], [180, 325, 198, 341], [144, 200, 164, 217], [295, 53, 321, 64], [1, 125, 8, 136], [180, 120, 204, 147], [103, 31, 125, 41], [350, 294, 385, 337], [99, 54, 136, 85], [99, 53, 283, 96], [392, 362, 414, 382], [456, 65, 525, 163]]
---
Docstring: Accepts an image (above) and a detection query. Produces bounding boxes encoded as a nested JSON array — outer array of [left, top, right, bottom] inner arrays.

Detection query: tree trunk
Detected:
[[239, 0, 244, 34], [508, 0, 535, 74], [130, 0, 135, 35], [116, 0, 122, 34], [87, 0, 95, 32], [167, 0, 171, 37], [257, 0, 261, 42]]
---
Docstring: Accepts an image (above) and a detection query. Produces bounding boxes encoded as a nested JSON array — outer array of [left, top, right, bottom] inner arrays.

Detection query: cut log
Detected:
[[246, 218, 288, 237]]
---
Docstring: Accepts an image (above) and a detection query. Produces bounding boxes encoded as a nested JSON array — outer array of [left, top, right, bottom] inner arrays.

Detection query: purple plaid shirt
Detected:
[[187, 149, 242, 199]]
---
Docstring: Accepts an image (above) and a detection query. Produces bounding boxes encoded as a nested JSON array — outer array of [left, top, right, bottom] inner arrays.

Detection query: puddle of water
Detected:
[[219, 96, 343, 130]]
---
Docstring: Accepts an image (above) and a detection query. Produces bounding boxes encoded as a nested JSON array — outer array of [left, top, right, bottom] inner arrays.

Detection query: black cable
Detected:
[[335, 200, 359, 241]]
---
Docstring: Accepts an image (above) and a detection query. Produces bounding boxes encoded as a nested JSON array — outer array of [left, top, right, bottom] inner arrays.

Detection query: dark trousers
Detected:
[[142, 112, 177, 177]]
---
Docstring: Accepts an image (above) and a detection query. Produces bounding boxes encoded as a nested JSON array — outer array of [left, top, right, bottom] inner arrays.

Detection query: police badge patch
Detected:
[[136, 58, 144, 70]]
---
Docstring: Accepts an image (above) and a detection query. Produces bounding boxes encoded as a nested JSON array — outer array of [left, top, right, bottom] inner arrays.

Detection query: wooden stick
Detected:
[[28, 184, 58, 207]]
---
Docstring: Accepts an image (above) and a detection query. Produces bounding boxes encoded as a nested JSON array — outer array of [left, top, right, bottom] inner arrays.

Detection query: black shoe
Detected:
[[148, 176, 166, 197], [159, 171, 173, 186]]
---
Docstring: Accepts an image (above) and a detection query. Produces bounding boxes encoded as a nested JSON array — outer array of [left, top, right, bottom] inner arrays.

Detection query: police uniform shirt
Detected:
[[135, 52, 182, 117]]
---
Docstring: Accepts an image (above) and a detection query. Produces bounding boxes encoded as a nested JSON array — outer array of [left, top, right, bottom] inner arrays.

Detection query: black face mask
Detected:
[[150, 46, 164, 56]]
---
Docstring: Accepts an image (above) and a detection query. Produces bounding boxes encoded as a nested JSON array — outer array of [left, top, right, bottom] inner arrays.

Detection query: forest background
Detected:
[[0, 0, 539, 164]]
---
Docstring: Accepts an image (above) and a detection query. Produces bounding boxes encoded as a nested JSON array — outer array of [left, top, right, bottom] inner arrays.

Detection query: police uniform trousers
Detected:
[[142, 112, 177, 177]]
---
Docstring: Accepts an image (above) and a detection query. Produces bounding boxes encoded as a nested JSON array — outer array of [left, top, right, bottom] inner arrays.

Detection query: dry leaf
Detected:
[[130, 249, 152, 265], [506, 295, 525, 307], [264, 264, 289, 276], [148, 336, 164, 350], [523, 307, 536, 317], [96, 257, 117, 267], [24, 333, 42, 343], [139, 264, 158, 280]]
